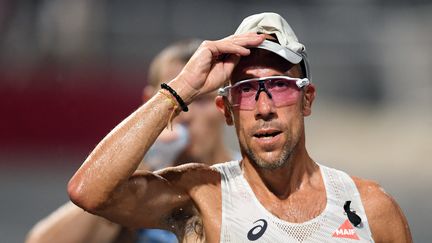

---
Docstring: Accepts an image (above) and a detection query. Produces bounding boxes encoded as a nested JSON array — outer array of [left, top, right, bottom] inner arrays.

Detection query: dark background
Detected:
[[1, 1, 431, 242]]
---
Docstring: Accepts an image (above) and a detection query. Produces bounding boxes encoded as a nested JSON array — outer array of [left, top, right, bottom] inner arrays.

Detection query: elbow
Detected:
[[67, 178, 89, 210], [67, 177, 105, 213], [25, 230, 42, 243], [25, 220, 50, 243]]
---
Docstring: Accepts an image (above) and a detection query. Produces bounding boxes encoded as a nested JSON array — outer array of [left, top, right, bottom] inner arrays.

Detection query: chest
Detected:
[[189, 183, 328, 242], [212, 163, 374, 243], [253, 187, 327, 223]]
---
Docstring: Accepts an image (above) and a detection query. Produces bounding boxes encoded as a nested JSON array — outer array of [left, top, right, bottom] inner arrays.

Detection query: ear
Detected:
[[142, 86, 155, 102], [302, 83, 316, 117], [215, 96, 234, 126]]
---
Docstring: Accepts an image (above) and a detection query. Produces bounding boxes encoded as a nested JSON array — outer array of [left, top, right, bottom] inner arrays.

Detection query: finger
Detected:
[[203, 33, 264, 57], [229, 33, 265, 47], [222, 54, 241, 77], [226, 54, 241, 66], [220, 42, 251, 56], [206, 41, 251, 57], [226, 32, 262, 40]]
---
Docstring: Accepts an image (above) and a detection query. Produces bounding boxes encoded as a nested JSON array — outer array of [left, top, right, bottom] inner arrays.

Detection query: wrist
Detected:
[[160, 83, 188, 112], [168, 75, 200, 105]]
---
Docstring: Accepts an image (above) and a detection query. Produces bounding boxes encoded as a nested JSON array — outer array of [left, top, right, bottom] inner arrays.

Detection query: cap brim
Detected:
[[254, 40, 302, 64]]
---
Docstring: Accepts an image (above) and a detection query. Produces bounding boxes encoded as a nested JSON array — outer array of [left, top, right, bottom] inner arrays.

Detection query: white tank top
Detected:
[[213, 161, 374, 242]]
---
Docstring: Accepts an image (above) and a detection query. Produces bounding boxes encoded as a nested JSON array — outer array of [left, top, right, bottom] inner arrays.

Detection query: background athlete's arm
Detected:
[[25, 201, 133, 243], [67, 33, 265, 229]]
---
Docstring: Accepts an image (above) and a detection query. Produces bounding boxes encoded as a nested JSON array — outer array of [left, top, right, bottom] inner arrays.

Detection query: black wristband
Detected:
[[160, 83, 188, 112]]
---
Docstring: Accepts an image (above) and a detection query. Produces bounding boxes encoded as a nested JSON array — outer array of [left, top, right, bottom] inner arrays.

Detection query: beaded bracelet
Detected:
[[160, 83, 188, 112]]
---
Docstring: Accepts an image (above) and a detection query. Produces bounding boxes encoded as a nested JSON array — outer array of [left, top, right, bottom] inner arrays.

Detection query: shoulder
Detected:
[[155, 163, 221, 182], [150, 163, 222, 194], [351, 176, 398, 218], [133, 162, 220, 181], [351, 176, 412, 243]]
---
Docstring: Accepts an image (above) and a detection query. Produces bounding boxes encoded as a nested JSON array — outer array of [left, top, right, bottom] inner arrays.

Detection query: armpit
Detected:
[[166, 205, 205, 242]]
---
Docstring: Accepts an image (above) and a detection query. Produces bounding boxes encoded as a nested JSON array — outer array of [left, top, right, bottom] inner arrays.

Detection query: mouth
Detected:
[[253, 130, 282, 139]]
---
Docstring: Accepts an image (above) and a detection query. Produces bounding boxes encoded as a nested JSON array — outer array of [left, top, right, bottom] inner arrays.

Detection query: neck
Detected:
[[242, 144, 319, 199]]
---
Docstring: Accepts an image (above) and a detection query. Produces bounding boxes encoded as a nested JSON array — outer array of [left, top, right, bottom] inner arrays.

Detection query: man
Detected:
[[26, 39, 235, 243], [68, 13, 412, 242]]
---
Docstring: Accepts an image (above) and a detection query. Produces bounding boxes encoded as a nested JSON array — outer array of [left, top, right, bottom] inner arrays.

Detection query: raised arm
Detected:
[[68, 86, 195, 229], [67, 33, 265, 230]]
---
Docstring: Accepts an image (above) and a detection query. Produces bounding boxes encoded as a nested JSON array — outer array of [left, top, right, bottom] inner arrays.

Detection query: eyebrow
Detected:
[[234, 74, 291, 82]]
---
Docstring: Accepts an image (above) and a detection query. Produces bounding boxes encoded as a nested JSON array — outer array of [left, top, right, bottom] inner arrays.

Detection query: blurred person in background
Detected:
[[26, 39, 238, 243], [67, 12, 412, 243]]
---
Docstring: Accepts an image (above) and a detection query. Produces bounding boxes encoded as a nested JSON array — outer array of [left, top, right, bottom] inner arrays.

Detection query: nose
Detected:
[[254, 90, 276, 121]]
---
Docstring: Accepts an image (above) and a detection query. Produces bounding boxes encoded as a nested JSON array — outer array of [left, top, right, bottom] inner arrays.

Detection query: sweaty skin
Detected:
[[27, 40, 234, 243], [68, 33, 412, 243]]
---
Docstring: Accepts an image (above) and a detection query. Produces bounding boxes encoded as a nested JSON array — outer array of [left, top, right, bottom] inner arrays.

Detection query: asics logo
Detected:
[[247, 219, 268, 241]]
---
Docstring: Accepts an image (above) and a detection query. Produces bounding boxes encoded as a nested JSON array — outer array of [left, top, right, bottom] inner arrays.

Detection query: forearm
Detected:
[[68, 79, 195, 210], [26, 202, 121, 243]]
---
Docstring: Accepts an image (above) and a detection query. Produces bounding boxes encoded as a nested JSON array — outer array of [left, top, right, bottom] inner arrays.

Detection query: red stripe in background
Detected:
[[0, 66, 144, 154]]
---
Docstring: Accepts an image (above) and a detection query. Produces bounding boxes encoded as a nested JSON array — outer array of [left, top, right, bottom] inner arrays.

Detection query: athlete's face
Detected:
[[228, 50, 315, 169], [176, 91, 224, 162]]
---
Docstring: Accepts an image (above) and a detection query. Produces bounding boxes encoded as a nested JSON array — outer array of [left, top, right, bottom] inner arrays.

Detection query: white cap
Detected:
[[235, 12, 310, 78]]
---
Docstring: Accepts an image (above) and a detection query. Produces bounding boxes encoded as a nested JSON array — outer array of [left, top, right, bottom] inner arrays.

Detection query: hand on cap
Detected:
[[169, 33, 265, 103]]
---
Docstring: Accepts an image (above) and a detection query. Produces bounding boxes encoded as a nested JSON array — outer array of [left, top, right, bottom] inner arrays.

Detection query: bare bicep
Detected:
[[89, 163, 218, 234], [92, 170, 192, 230]]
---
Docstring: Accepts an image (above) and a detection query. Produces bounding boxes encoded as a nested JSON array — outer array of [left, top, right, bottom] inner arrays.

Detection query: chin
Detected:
[[246, 149, 292, 170]]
